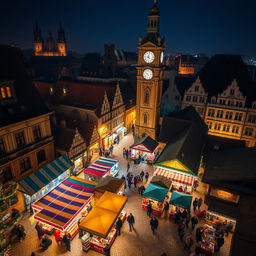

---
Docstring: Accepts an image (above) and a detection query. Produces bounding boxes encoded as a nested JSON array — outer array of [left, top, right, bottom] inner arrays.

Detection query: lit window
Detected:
[[0, 87, 12, 99], [6, 87, 12, 98], [1, 88, 6, 98]]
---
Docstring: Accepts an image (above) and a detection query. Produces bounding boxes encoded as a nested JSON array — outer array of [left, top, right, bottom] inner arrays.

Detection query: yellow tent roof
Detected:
[[96, 191, 128, 214], [79, 206, 117, 237]]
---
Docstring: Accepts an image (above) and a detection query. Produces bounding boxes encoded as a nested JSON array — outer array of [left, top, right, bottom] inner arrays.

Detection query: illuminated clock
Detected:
[[160, 52, 164, 63], [143, 69, 153, 80], [143, 51, 155, 63]]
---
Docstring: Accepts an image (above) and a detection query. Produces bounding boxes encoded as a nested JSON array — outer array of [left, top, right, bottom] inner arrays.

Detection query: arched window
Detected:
[[144, 89, 150, 105], [143, 113, 148, 124]]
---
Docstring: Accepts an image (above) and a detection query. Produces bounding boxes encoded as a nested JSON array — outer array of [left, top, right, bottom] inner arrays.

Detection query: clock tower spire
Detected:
[[135, 1, 165, 139]]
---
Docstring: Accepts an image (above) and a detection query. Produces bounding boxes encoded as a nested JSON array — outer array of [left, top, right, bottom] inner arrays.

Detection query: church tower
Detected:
[[135, 1, 165, 139], [57, 23, 67, 56], [33, 21, 43, 56]]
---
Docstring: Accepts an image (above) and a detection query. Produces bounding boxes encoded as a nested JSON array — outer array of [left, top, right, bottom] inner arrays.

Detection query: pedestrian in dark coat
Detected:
[[140, 171, 145, 181], [147, 202, 153, 217], [163, 202, 169, 218], [175, 209, 182, 224], [63, 232, 71, 251], [150, 217, 158, 234], [215, 235, 225, 252], [127, 213, 135, 232], [35, 222, 45, 239], [140, 185, 145, 195], [145, 172, 149, 183], [177, 223, 185, 241], [40, 235, 52, 250], [191, 216, 198, 230], [127, 162, 130, 172], [17, 224, 26, 242], [196, 227, 203, 242], [184, 233, 193, 251], [185, 212, 191, 228], [133, 176, 138, 188], [115, 217, 122, 235], [197, 197, 203, 210], [128, 179, 132, 189], [192, 198, 198, 212]]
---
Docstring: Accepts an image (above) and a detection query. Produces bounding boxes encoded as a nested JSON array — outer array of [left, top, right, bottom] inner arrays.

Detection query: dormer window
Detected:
[[230, 89, 234, 96], [0, 86, 13, 99]]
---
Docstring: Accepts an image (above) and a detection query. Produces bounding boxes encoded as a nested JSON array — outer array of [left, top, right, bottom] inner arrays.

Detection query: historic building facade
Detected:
[[33, 21, 67, 56], [182, 78, 256, 147], [135, 3, 165, 139], [0, 46, 55, 212]]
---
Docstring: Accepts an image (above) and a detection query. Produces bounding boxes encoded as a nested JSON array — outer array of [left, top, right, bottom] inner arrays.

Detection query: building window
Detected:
[[199, 97, 205, 103], [37, 149, 46, 164], [207, 109, 215, 117], [50, 87, 54, 95], [15, 131, 25, 148], [225, 111, 233, 120], [247, 114, 256, 123], [33, 125, 41, 141], [192, 96, 198, 102], [223, 124, 230, 132], [19, 157, 31, 173], [144, 90, 150, 105], [230, 89, 234, 96], [244, 127, 253, 136], [232, 126, 239, 134], [207, 122, 212, 130], [186, 95, 191, 102], [234, 113, 243, 121], [216, 110, 223, 118], [0, 166, 13, 184], [0, 138, 5, 155], [214, 123, 221, 131], [0, 86, 13, 99], [195, 86, 199, 92], [143, 113, 148, 124]]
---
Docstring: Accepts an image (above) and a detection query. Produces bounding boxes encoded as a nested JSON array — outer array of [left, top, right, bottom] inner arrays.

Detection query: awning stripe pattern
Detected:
[[33, 176, 97, 231], [154, 168, 194, 187], [19, 155, 74, 195], [84, 157, 118, 178]]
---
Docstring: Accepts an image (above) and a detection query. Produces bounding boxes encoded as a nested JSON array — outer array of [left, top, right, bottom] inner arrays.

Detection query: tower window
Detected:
[[144, 90, 150, 105], [143, 113, 148, 124]]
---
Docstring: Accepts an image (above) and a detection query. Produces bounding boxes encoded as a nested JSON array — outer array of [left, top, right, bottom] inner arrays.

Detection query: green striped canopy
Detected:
[[19, 155, 73, 195]]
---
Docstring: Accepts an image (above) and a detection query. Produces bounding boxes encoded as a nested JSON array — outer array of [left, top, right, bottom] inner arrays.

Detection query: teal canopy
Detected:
[[169, 191, 192, 209], [143, 183, 168, 203]]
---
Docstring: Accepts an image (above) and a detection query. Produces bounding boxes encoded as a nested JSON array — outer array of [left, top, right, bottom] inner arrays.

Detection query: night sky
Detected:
[[2, 0, 256, 56]]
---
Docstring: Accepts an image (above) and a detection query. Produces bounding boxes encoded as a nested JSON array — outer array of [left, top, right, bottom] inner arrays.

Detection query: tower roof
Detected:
[[149, 3, 160, 15]]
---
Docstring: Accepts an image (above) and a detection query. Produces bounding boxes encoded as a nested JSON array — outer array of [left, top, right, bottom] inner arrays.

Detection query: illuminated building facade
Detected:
[[0, 46, 55, 212], [33, 21, 67, 56], [181, 55, 256, 147], [135, 2, 165, 139]]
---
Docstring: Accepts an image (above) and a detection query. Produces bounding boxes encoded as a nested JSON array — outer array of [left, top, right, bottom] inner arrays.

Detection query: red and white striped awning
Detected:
[[154, 168, 194, 187]]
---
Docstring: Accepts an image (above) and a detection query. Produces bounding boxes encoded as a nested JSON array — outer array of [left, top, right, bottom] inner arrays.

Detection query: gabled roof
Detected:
[[0, 45, 50, 127], [95, 176, 125, 194], [130, 135, 159, 153], [156, 107, 207, 175], [150, 175, 171, 189], [203, 147, 256, 195]]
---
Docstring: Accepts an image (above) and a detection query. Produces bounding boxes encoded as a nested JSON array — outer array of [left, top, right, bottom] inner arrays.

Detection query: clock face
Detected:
[[143, 51, 155, 63], [160, 52, 164, 63], [143, 69, 153, 80]]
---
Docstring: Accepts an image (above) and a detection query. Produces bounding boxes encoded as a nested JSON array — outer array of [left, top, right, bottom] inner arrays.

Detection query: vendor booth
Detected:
[[79, 191, 128, 254], [130, 135, 159, 164], [84, 157, 119, 181], [154, 167, 195, 194], [142, 183, 169, 215], [32, 176, 97, 238], [94, 176, 125, 200], [19, 155, 74, 209]]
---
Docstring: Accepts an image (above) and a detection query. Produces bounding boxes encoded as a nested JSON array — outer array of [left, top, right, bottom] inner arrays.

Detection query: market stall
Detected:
[[130, 135, 159, 164], [84, 157, 119, 181], [19, 155, 74, 210], [142, 183, 169, 215], [79, 192, 128, 254], [94, 176, 125, 200], [32, 176, 97, 238], [199, 225, 217, 256], [169, 191, 192, 217], [154, 167, 195, 194]]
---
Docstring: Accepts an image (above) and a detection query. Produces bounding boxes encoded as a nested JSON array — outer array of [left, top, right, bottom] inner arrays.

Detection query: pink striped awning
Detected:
[[154, 168, 194, 187]]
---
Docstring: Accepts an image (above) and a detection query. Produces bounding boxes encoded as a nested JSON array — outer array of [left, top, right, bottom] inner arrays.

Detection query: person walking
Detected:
[[196, 227, 203, 243], [192, 198, 198, 212], [184, 233, 193, 251], [150, 217, 158, 234], [140, 185, 145, 195], [109, 144, 113, 156], [127, 213, 135, 232], [177, 223, 185, 241], [191, 216, 198, 230], [115, 217, 122, 236], [163, 202, 169, 218], [35, 222, 45, 240], [185, 211, 191, 228], [134, 176, 138, 188], [53, 229, 62, 245], [127, 161, 130, 172], [17, 224, 26, 242], [63, 231, 71, 251], [215, 234, 225, 252], [145, 172, 149, 183], [140, 171, 145, 181], [197, 197, 203, 210], [147, 202, 153, 217], [128, 178, 132, 189], [40, 235, 52, 250]]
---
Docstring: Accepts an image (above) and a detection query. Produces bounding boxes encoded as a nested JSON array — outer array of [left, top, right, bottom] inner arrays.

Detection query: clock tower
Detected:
[[135, 1, 165, 139]]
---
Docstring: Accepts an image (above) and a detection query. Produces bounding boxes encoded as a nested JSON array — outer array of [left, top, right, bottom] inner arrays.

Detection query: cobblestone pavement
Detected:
[[9, 134, 231, 256]]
